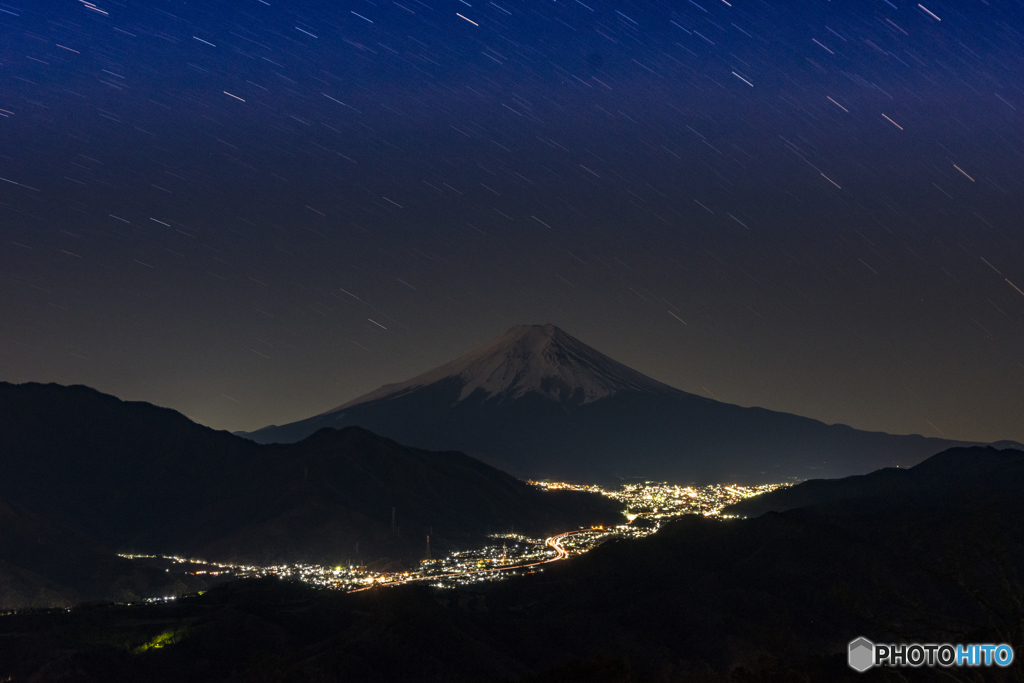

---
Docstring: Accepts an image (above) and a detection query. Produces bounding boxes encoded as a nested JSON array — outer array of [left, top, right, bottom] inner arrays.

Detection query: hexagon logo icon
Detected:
[[848, 637, 875, 672]]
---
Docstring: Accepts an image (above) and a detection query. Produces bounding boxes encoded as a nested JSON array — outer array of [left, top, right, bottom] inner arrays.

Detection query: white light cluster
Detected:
[[118, 479, 787, 597]]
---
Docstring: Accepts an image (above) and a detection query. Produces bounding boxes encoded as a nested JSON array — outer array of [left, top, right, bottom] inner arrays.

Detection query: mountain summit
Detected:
[[330, 324, 680, 411], [242, 325, 974, 483]]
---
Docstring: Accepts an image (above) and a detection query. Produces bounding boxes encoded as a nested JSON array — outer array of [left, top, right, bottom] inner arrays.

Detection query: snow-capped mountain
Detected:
[[241, 325, 973, 483], [328, 323, 682, 411]]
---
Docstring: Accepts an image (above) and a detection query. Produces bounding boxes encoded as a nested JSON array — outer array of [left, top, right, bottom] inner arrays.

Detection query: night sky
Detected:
[[2, 0, 1023, 443]]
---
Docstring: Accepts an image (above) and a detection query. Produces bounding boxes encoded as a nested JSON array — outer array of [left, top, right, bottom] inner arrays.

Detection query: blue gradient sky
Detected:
[[2, 0, 1023, 442]]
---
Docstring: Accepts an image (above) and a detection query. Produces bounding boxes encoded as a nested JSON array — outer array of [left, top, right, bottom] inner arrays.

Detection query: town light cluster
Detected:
[[119, 479, 789, 598]]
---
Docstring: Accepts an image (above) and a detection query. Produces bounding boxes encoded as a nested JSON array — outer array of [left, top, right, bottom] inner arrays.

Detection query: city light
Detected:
[[119, 480, 788, 595]]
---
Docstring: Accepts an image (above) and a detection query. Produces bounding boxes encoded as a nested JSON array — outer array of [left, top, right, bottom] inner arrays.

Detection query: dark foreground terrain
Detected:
[[3, 446, 1021, 682], [0, 382, 622, 610]]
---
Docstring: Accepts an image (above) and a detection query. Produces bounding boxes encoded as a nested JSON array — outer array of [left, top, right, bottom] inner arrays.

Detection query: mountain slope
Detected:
[[0, 382, 622, 606], [329, 323, 682, 408], [242, 324, 973, 483], [0, 496, 210, 610], [6, 447, 1023, 682], [723, 444, 1024, 518]]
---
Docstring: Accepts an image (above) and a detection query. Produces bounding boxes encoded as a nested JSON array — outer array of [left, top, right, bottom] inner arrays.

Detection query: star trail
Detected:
[[1, 0, 1022, 443]]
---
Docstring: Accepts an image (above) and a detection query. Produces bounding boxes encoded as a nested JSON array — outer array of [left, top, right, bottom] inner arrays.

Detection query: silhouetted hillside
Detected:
[[0, 382, 622, 608], [723, 445, 1024, 518], [3, 446, 1020, 681], [0, 497, 211, 610]]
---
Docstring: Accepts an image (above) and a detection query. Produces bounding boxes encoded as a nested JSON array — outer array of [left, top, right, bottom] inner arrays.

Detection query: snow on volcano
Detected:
[[326, 324, 682, 412]]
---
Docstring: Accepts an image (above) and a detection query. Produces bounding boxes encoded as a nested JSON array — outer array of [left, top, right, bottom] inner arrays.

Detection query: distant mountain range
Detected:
[[0, 382, 621, 609], [240, 324, 985, 483]]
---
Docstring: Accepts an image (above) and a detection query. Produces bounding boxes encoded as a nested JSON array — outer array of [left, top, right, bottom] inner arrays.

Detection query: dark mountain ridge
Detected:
[[4, 445, 1022, 682], [0, 381, 621, 608], [0, 495, 204, 610], [241, 324, 976, 483], [724, 444, 1024, 518]]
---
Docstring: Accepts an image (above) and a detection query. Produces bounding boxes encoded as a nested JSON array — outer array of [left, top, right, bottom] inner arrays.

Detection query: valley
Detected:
[[112, 480, 789, 595], [3, 0, 1022, 677], [4, 446, 1021, 682]]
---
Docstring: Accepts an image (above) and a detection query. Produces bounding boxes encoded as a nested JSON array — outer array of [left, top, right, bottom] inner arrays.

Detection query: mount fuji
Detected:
[[240, 324, 974, 483]]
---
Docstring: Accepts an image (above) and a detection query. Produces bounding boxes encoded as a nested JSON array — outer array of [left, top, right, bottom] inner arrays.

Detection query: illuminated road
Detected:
[[124, 481, 786, 595], [347, 528, 594, 592]]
